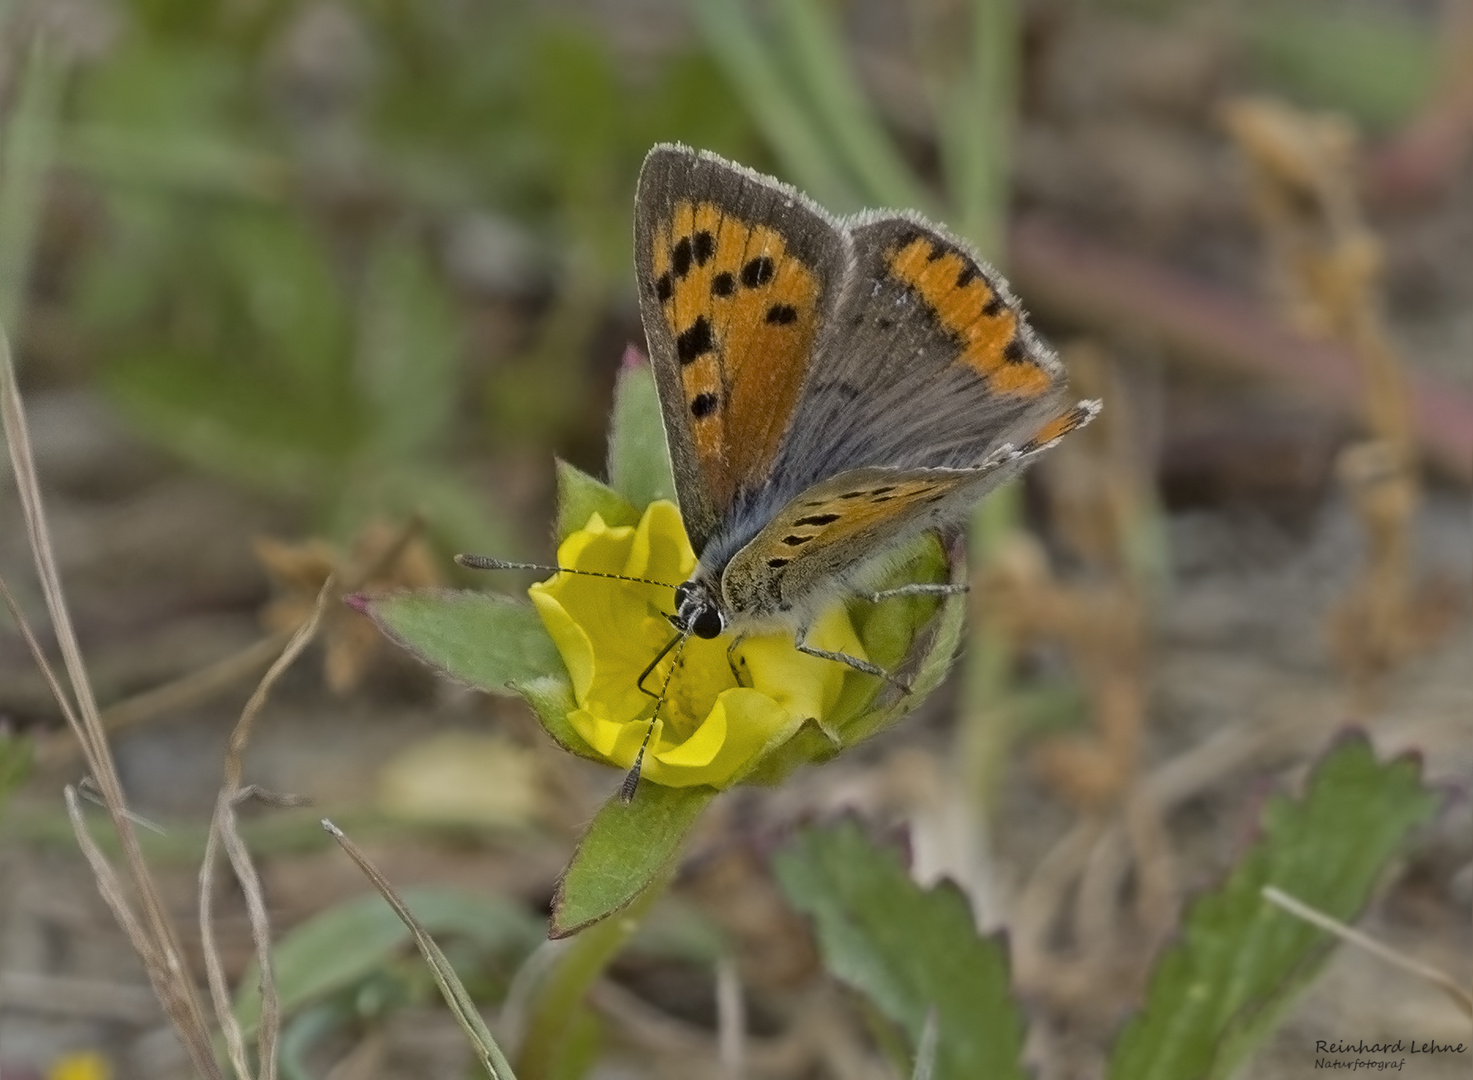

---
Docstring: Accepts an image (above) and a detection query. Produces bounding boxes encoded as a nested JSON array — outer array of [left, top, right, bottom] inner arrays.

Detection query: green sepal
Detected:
[[550, 783, 717, 938], [775, 820, 1029, 1080], [606, 359, 676, 510], [556, 458, 639, 542], [1107, 734, 1438, 1080], [356, 588, 561, 695], [738, 716, 842, 788], [509, 674, 605, 766], [837, 533, 967, 748]]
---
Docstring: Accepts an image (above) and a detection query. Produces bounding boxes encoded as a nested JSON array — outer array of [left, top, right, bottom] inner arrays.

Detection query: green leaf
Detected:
[[557, 458, 639, 541], [358, 588, 563, 695], [1107, 734, 1438, 1080], [551, 783, 717, 937], [234, 887, 541, 1036], [774, 820, 1028, 1080], [605, 360, 676, 510], [0, 732, 33, 824], [358, 234, 462, 460]]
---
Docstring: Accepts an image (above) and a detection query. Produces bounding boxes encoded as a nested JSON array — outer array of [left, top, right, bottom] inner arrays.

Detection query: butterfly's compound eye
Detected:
[[691, 605, 724, 639], [673, 583, 692, 607]]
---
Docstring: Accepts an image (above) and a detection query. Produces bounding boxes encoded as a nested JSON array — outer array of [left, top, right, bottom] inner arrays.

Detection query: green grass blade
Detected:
[[774, 0, 930, 212], [0, 35, 66, 336], [323, 822, 522, 1079], [686, 0, 860, 209]]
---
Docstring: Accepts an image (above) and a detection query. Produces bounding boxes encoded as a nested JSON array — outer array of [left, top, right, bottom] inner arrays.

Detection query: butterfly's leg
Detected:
[[865, 582, 970, 603], [793, 627, 911, 693], [725, 635, 750, 687]]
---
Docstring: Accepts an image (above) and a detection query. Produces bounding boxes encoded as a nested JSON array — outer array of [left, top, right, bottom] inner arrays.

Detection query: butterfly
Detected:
[[466, 144, 1099, 798], [636, 144, 1095, 648]]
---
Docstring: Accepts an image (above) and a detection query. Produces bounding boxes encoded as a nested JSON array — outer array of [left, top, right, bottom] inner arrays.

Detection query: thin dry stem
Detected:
[[2, 326, 221, 1076], [715, 956, 746, 1080], [200, 580, 331, 1080], [1262, 886, 1473, 1020], [103, 629, 294, 735]]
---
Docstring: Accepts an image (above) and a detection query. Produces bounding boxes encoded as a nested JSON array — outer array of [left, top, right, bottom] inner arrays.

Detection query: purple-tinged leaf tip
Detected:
[[343, 593, 369, 613], [621, 343, 648, 370]]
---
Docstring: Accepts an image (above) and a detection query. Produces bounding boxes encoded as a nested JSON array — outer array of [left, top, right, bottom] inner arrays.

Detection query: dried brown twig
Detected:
[[0, 326, 223, 1075], [200, 583, 329, 1080], [1223, 97, 1459, 703], [3, 320, 333, 1078]]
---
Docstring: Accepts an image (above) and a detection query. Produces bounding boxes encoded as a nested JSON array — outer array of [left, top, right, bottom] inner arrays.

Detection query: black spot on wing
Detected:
[[711, 272, 734, 297], [693, 230, 715, 265], [676, 317, 714, 364], [781, 534, 813, 546], [655, 272, 673, 302], [766, 557, 789, 568], [689, 392, 719, 418], [956, 264, 979, 287], [672, 237, 693, 277], [740, 256, 774, 287], [765, 304, 798, 325], [982, 293, 1006, 317], [794, 513, 840, 526], [1002, 336, 1028, 364]]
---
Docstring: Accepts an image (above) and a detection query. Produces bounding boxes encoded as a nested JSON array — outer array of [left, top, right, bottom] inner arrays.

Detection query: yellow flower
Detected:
[[529, 501, 870, 789], [48, 1052, 110, 1080]]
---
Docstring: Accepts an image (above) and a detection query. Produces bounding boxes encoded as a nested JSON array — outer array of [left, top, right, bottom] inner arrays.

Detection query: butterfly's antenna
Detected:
[[620, 629, 690, 804], [455, 554, 673, 590]]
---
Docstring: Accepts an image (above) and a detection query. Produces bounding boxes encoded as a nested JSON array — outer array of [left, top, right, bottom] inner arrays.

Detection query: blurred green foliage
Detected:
[[58, 0, 755, 548]]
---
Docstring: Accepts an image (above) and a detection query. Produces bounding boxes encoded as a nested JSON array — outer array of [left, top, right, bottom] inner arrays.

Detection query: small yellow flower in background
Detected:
[[530, 501, 869, 789], [47, 1052, 110, 1080]]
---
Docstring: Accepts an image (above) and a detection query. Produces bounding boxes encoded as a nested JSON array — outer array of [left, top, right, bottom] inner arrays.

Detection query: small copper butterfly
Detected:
[[467, 144, 1099, 795]]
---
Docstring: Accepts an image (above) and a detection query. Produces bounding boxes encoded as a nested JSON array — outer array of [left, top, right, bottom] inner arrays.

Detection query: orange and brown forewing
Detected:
[[648, 200, 822, 505], [635, 146, 849, 552]]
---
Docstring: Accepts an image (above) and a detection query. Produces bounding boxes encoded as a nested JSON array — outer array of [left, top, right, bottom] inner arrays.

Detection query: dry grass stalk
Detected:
[[0, 327, 223, 1076], [200, 582, 330, 1080], [3, 320, 339, 1077], [1262, 885, 1473, 1019], [1222, 98, 1452, 703]]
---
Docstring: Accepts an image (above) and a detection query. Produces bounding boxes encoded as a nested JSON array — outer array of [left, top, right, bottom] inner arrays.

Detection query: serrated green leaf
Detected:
[[551, 784, 717, 937], [360, 588, 563, 695], [557, 458, 639, 541], [774, 820, 1028, 1080], [606, 362, 676, 510], [1107, 735, 1438, 1080], [235, 888, 541, 1036]]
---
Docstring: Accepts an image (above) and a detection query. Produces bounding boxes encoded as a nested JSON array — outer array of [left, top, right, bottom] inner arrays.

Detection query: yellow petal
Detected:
[[529, 587, 597, 700]]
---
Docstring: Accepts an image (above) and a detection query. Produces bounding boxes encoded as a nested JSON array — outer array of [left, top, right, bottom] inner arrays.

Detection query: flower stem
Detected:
[[515, 860, 675, 1080]]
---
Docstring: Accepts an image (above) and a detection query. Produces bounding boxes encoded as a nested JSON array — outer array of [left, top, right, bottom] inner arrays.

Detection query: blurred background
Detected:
[[0, 0, 1468, 1077]]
